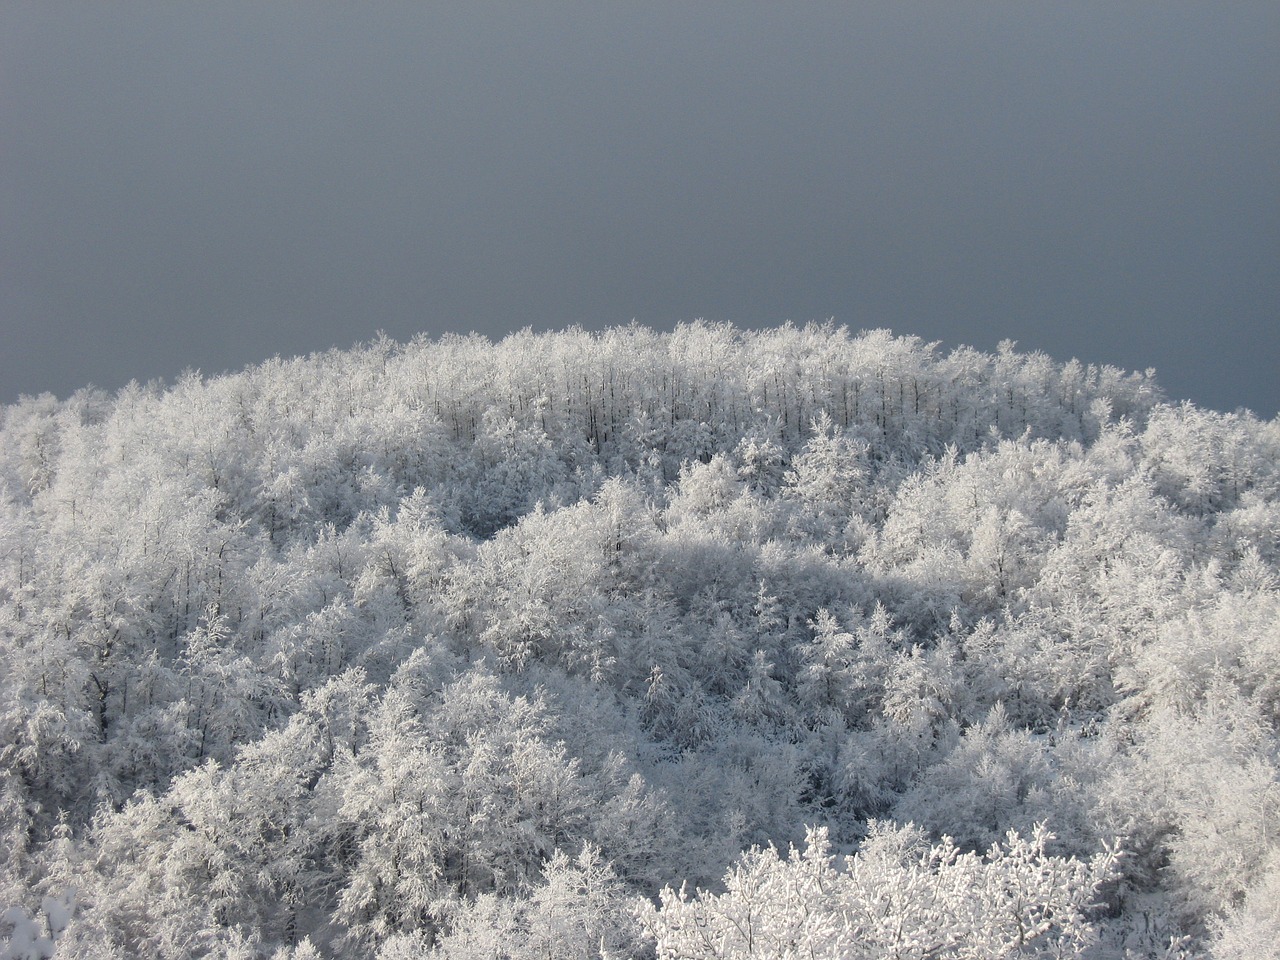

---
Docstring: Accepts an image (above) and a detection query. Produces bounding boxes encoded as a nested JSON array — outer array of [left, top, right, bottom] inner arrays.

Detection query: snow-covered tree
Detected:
[[641, 822, 1118, 959]]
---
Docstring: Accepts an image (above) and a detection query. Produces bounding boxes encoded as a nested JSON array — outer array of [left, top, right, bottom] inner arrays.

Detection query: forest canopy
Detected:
[[1, 322, 1278, 958]]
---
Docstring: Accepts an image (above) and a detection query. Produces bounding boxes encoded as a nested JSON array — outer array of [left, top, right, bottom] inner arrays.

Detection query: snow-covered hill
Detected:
[[2, 323, 1277, 957]]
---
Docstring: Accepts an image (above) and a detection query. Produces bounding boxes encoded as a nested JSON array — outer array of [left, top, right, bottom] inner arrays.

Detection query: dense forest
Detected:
[[1, 323, 1278, 958]]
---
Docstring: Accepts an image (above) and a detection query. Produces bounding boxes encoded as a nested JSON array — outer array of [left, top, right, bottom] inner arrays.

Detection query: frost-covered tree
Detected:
[[641, 822, 1118, 959]]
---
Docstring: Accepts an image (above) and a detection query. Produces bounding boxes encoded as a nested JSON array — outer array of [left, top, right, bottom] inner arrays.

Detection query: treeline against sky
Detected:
[[1, 323, 1278, 958]]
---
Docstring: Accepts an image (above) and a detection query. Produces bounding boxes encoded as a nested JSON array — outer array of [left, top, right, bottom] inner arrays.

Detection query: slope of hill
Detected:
[[2, 323, 1278, 958]]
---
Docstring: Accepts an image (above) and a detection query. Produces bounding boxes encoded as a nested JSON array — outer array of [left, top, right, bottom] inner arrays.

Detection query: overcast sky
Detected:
[[2, 2, 1277, 415]]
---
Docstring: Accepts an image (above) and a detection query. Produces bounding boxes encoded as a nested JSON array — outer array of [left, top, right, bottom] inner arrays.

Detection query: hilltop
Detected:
[[2, 323, 1278, 958]]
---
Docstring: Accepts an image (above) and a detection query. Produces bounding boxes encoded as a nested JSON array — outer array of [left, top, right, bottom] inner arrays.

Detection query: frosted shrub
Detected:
[[641, 822, 1118, 959]]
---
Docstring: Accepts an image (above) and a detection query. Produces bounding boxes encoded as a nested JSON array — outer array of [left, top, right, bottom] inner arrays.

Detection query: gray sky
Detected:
[[3, 2, 1277, 415]]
